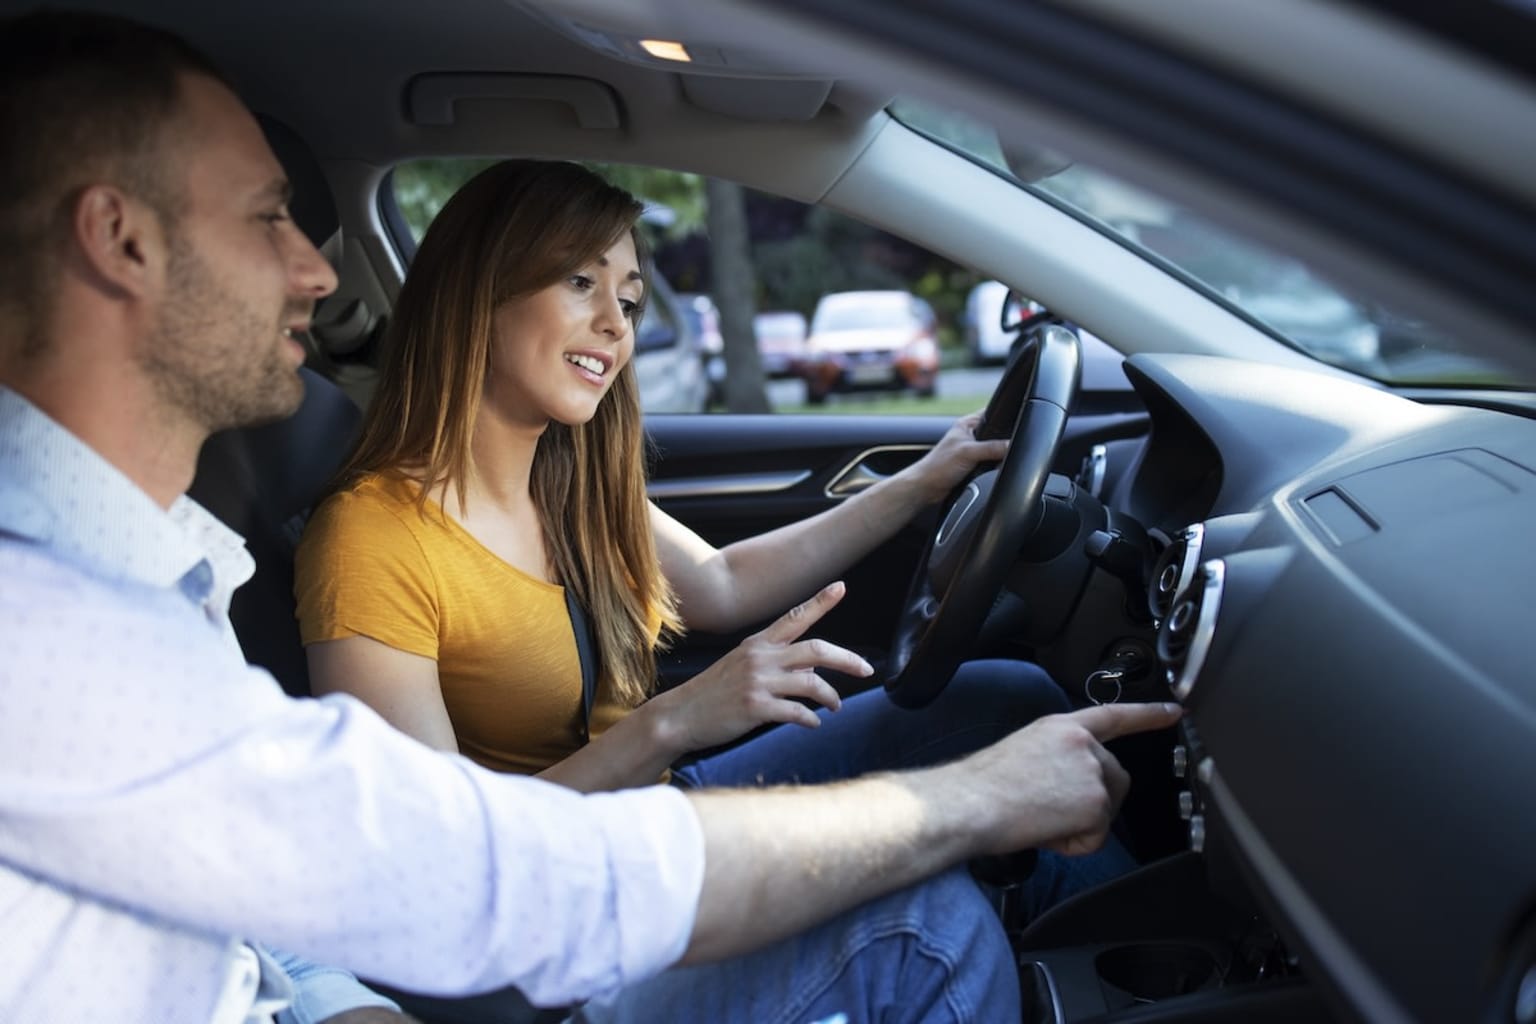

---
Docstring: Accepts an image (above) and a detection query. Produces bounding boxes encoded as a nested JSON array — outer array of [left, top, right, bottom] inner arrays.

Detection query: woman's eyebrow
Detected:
[[592, 255, 644, 283]]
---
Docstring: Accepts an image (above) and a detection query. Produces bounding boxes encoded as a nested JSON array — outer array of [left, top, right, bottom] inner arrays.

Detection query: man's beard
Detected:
[[141, 234, 308, 434]]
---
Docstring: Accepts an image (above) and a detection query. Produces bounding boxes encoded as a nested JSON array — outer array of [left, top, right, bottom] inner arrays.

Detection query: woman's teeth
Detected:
[[565, 353, 606, 376]]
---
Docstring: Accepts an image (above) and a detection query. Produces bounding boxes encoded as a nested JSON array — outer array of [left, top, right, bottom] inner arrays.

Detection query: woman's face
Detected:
[[485, 233, 642, 429]]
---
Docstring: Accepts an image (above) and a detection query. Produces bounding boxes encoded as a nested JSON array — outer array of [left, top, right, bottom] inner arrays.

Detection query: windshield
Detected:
[[890, 100, 1519, 389]]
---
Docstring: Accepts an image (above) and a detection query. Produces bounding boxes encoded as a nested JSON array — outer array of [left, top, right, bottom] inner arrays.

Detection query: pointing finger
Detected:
[[757, 581, 849, 645], [1068, 702, 1183, 743]]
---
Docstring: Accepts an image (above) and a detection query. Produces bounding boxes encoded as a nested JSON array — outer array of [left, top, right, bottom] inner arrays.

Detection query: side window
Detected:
[[388, 159, 1024, 415]]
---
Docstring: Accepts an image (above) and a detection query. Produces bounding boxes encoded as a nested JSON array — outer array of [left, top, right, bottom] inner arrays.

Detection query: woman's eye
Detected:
[[569, 274, 594, 290], [261, 212, 291, 226], [620, 299, 640, 317]]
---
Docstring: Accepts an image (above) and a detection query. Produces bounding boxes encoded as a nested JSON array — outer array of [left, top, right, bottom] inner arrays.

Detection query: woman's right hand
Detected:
[[649, 581, 874, 756]]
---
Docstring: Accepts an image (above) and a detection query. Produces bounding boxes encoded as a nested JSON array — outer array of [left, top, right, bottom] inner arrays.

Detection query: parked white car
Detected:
[[753, 310, 808, 378]]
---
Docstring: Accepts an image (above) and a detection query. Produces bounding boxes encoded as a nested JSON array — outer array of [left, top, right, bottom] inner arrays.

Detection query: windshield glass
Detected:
[[890, 99, 1519, 388]]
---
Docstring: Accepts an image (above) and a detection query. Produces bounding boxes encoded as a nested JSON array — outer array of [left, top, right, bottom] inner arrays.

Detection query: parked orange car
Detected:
[[796, 290, 940, 403]]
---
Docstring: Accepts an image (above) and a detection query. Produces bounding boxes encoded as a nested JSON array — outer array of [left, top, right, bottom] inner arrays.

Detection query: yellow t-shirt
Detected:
[[294, 473, 631, 775]]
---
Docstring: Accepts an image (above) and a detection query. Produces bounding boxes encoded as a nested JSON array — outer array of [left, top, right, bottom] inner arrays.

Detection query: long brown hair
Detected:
[[337, 159, 680, 706]]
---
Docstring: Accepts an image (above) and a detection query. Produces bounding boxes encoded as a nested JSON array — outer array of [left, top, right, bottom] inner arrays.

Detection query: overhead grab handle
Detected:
[[406, 73, 623, 129]]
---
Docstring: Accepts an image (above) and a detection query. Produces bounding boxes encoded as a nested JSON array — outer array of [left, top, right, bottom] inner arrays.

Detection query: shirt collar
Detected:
[[0, 386, 253, 597]]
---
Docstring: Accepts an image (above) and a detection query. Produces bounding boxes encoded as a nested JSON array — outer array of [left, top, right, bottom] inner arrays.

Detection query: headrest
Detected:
[[256, 113, 339, 250], [192, 368, 361, 534]]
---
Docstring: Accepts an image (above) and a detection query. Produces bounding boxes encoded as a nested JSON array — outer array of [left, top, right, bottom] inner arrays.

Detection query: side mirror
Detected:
[[1000, 290, 1049, 333]]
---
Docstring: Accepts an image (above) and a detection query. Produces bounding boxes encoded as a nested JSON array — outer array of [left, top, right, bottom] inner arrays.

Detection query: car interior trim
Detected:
[[1205, 767, 1414, 1024], [406, 72, 623, 128], [822, 444, 934, 499], [645, 469, 813, 500], [1168, 557, 1223, 701]]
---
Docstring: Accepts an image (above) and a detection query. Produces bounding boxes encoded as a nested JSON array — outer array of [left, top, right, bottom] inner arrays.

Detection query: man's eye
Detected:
[[261, 211, 291, 226]]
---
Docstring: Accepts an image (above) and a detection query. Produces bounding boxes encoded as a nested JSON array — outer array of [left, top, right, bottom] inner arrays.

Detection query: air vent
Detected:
[[1148, 523, 1205, 623], [1158, 558, 1224, 700]]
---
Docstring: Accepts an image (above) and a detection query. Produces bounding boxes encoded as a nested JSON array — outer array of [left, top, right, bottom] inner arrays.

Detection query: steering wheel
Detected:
[[884, 322, 1082, 709]]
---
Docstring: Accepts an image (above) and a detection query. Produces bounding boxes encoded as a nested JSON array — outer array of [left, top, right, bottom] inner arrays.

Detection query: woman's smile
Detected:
[[564, 349, 613, 384]]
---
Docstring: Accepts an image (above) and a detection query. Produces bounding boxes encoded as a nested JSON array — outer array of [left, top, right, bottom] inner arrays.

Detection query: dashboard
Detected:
[[1119, 353, 1536, 1022]]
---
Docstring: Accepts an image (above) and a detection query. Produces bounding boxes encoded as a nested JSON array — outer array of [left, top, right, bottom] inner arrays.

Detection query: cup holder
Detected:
[[1095, 942, 1220, 1006]]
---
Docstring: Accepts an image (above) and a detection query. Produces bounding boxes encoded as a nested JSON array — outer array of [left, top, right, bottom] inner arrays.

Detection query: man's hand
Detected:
[[682, 698, 1180, 963], [963, 702, 1183, 857]]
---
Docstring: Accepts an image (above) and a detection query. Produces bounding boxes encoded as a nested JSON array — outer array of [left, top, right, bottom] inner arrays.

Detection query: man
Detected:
[[0, 10, 1181, 1024]]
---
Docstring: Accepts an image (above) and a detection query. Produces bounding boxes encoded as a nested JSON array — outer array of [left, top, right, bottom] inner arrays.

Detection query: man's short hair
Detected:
[[0, 10, 230, 342]]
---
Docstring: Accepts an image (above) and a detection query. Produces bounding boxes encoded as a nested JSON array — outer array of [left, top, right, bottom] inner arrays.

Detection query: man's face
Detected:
[[139, 73, 337, 433]]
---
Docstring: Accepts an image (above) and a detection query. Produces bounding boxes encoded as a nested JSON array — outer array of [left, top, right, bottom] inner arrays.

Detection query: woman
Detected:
[[294, 160, 1098, 824]]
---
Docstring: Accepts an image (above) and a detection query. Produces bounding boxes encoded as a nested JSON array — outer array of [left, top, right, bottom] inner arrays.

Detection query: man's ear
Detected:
[[71, 184, 164, 301]]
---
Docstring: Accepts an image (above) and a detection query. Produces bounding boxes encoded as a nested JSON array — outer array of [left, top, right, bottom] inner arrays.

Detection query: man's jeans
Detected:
[[575, 661, 1134, 1023], [673, 658, 1134, 924], [575, 867, 1020, 1024]]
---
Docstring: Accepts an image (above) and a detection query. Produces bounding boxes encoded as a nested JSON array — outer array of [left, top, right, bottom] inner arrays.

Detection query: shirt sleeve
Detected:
[[295, 488, 441, 659], [0, 551, 705, 1007], [264, 946, 401, 1024]]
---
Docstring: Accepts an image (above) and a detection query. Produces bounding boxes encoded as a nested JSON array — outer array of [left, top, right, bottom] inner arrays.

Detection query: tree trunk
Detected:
[[705, 178, 771, 413]]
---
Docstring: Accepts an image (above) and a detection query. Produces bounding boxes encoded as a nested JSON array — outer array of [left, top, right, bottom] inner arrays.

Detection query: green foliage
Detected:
[[389, 158, 707, 243], [391, 159, 497, 240], [911, 265, 985, 349], [586, 163, 707, 238], [751, 206, 905, 317]]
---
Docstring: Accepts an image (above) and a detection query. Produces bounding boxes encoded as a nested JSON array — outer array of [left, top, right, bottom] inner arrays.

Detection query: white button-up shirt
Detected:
[[0, 387, 704, 1023]]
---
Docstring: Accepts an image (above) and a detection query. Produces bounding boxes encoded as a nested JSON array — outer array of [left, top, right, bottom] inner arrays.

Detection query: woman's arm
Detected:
[[535, 582, 872, 793], [307, 637, 460, 753], [306, 590, 865, 795], [305, 632, 676, 789], [655, 413, 1008, 633]]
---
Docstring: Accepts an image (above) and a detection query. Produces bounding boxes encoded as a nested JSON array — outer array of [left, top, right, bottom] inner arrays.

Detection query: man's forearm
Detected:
[[678, 701, 1181, 964], [679, 765, 983, 963]]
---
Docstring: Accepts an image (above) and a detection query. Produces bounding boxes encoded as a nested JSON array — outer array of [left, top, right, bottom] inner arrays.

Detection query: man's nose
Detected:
[[290, 231, 338, 299]]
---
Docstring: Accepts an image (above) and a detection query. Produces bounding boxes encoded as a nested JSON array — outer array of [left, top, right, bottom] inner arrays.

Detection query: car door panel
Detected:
[[644, 407, 1150, 689]]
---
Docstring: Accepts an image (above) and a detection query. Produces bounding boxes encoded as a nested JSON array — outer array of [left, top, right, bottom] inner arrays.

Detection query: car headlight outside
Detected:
[[903, 336, 938, 363]]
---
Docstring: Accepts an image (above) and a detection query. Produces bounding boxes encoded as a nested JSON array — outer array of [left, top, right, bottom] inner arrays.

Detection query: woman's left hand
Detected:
[[905, 412, 1009, 504]]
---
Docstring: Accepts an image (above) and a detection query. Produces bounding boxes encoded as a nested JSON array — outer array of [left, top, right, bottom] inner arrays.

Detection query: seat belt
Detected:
[[565, 589, 599, 741]]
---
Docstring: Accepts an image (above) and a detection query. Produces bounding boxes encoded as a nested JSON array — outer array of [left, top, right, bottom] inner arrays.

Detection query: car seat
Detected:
[[189, 366, 359, 696]]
